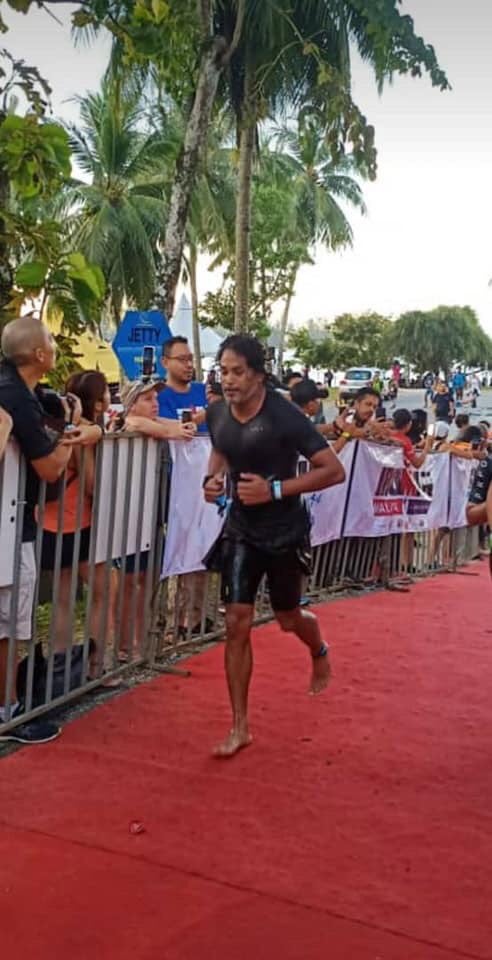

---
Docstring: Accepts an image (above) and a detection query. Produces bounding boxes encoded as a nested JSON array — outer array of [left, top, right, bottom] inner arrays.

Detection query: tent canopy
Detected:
[[171, 294, 222, 357]]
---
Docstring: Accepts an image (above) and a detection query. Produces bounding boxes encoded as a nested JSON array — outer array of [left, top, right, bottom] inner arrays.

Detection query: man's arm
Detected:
[[236, 446, 345, 506], [203, 448, 228, 502]]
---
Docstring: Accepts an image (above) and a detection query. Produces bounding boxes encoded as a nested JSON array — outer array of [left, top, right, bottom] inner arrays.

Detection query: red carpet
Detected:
[[1, 564, 491, 959]]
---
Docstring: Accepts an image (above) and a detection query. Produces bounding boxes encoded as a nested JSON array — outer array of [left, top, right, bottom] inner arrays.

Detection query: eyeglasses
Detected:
[[167, 354, 194, 365]]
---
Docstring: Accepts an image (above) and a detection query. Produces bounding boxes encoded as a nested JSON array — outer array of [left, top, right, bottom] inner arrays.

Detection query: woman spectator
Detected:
[[40, 370, 111, 682]]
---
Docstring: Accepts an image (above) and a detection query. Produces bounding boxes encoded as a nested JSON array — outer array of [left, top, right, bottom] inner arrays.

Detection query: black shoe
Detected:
[[0, 708, 60, 745]]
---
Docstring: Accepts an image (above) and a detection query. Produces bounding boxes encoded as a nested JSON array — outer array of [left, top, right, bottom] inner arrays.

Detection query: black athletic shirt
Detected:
[[468, 454, 492, 505], [0, 362, 57, 541], [206, 389, 327, 548]]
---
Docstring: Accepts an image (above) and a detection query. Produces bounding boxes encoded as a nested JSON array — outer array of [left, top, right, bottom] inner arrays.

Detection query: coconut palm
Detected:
[[214, 0, 448, 330], [60, 78, 173, 323], [269, 120, 367, 366]]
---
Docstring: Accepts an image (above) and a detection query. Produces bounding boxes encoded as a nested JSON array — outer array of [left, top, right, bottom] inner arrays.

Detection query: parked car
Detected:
[[338, 367, 382, 401]]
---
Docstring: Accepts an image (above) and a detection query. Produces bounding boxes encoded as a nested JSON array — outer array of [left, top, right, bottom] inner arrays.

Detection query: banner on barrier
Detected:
[[344, 444, 450, 537], [162, 438, 224, 577], [305, 442, 354, 546], [448, 456, 477, 529], [162, 439, 354, 575]]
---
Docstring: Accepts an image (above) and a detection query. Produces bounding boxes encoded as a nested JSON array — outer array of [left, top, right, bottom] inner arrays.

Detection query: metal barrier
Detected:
[[0, 434, 167, 733], [0, 436, 482, 734]]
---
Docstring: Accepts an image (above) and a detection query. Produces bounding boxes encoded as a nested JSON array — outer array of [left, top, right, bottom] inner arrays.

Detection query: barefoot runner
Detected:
[[203, 335, 345, 757]]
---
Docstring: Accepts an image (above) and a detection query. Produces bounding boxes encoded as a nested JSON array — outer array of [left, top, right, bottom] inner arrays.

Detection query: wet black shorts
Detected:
[[220, 539, 304, 611]]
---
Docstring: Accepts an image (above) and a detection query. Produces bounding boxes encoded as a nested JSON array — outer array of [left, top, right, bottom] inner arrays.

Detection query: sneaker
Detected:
[[0, 707, 60, 745]]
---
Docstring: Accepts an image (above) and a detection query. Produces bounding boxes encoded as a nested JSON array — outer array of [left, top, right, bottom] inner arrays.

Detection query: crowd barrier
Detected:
[[0, 435, 481, 734]]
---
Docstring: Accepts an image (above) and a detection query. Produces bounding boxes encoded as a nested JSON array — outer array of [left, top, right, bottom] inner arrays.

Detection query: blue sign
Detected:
[[112, 310, 171, 380]]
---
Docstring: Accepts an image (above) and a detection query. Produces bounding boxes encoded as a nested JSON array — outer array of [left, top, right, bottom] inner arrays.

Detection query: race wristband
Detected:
[[270, 479, 283, 501]]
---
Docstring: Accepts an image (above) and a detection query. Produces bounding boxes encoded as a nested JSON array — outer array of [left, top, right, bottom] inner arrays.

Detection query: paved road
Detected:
[[324, 387, 492, 426]]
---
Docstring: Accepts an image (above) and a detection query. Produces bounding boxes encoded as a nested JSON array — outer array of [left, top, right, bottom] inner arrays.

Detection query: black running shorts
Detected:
[[220, 539, 304, 611]]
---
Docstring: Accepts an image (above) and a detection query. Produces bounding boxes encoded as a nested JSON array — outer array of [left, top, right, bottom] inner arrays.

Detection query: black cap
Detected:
[[291, 378, 327, 407]]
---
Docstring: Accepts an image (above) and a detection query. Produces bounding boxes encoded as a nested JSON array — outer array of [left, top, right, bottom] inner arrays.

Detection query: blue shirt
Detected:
[[158, 382, 208, 433], [453, 373, 465, 388]]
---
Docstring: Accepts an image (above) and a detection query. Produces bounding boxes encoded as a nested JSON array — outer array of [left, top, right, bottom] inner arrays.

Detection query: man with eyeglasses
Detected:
[[159, 336, 208, 431]]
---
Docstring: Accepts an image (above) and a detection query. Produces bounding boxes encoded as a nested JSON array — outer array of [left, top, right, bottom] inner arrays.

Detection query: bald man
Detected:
[[0, 317, 95, 744]]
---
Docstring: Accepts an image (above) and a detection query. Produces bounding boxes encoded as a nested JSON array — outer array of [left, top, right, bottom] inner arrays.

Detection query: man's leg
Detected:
[[268, 551, 330, 696], [214, 541, 263, 757], [275, 607, 330, 695], [214, 602, 255, 757]]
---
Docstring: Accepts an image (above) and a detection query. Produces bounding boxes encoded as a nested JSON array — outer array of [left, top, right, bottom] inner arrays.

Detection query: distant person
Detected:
[[324, 369, 334, 388], [391, 409, 433, 468], [452, 368, 466, 402], [290, 379, 328, 431], [159, 336, 208, 431], [432, 381, 454, 424], [392, 360, 401, 386]]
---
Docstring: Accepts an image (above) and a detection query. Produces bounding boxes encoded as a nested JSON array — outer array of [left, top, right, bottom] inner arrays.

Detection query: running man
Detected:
[[203, 335, 345, 757]]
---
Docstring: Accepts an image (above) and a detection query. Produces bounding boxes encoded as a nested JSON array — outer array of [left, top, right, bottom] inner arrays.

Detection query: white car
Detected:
[[338, 367, 385, 402]]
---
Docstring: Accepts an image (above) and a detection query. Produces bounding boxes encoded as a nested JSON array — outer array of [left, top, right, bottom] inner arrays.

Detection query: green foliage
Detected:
[[60, 78, 170, 320], [392, 306, 492, 375], [288, 312, 393, 369], [0, 115, 70, 198], [200, 286, 271, 341]]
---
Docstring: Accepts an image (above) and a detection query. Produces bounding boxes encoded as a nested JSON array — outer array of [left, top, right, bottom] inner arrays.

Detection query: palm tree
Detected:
[[271, 120, 367, 368], [60, 78, 172, 323], [214, 0, 448, 330]]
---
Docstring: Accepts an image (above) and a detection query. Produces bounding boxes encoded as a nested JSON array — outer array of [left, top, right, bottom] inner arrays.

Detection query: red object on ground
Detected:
[[1, 565, 492, 960]]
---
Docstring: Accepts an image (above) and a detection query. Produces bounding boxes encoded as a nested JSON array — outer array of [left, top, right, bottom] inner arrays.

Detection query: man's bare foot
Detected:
[[213, 729, 252, 758], [309, 648, 331, 695]]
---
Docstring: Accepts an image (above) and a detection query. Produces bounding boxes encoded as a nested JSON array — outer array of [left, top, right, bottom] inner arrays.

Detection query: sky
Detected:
[[4, 1, 492, 332]]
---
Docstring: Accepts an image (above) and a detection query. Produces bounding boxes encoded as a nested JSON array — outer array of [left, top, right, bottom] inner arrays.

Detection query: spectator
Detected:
[[120, 379, 197, 441], [290, 379, 329, 433], [432, 381, 455, 423], [391, 409, 433, 468], [159, 336, 208, 431], [455, 412, 470, 438], [0, 407, 12, 460], [0, 316, 86, 744], [452, 367, 466, 402], [408, 409, 428, 446], [39, 371, 113, 683], [443, 425, 486, 461], [428, 420, 449, 451], [372, 371, 383, 396], [324, 369, 334, 388]]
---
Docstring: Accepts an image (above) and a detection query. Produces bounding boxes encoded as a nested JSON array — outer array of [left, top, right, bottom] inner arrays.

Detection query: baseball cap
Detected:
[[290, 379, 327, 407], [120, 379, 165, 415]]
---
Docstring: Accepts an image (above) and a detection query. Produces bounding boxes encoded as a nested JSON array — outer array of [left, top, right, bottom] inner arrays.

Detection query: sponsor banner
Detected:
[[344, 443, 450, 537], [306, 442, 355, 546], [448, 456, 477, 529], [162, 437, 224, 577]]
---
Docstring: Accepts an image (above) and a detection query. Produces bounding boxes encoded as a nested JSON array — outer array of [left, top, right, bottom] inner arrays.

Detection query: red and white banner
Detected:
[[343, 443, 450, 538]]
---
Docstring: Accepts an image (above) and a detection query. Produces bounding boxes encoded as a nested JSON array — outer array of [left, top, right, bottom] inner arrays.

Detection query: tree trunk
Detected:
[[277, 269, 297, 373], [0, 113, 13, 327], [234, 63, 256, 333], [154, 37, 227, 321], [188, 244, 202, 380]]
